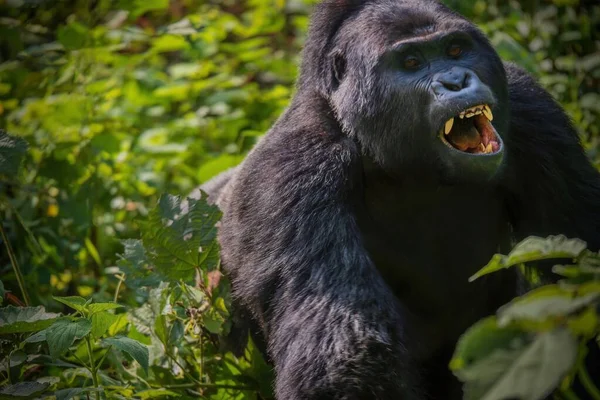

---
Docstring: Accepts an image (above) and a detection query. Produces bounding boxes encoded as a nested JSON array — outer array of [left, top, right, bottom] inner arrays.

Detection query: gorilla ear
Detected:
[[332, 50, 347, 89]]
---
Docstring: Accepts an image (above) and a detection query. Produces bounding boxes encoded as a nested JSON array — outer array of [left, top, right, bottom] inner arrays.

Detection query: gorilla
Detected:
[[200, 0, 600, 398]]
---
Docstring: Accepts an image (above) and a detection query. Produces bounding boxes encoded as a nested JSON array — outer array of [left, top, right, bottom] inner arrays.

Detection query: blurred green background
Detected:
[[0, 0, 598, 398]]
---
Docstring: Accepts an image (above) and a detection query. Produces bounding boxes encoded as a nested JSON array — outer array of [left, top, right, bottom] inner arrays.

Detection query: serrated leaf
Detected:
[[0, 382, 49, 399], [458, 328, 577, 400], [0, 130, 28, 176], [116, 239, 161, 289], [0, 306, 60, 334], [91, 311, 120, 338], [103, 336, 149, 372], [53, 296, 88, 314], [45, 318, 92, 359], [140, 193, 221, 283], [471, 236, 587, 281]]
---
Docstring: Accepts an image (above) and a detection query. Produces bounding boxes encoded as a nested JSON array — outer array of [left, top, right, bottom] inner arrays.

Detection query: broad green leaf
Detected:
[[23, 329, 47, 344], [53, 296, 88, 314], [45, 318, 92, 359], [136, 389, 180, 399], [103, 336, 149, 372], [116, 239, 161, 289], [458, 328, 577, 400], [498, 285, 600, 327], [0, 382, 49, 399], [140, 193, 221, 282], [450, 316, 530, 371], [91, 311, 120, 338], [87, 303, 122, 315], [470, 236, 587, 281], [0, 130, 27, 176], [0, 306, 59, 334]]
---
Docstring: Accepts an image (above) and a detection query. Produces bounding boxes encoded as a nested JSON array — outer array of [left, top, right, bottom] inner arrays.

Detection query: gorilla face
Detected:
[[327, 0, 510, 183]]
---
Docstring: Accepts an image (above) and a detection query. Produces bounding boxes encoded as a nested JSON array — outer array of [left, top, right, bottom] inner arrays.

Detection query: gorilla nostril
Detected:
[[443, 82, 462, 92]]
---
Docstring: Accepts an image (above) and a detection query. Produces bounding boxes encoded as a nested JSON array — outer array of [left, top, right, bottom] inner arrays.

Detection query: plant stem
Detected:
[[86, 337, 101, 400], [113, 274, 125, 303], [579, 364, 600, 400], [0, 223, 30, 305]]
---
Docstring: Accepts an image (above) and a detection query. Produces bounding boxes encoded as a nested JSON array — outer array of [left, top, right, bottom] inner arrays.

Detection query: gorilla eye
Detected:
[[403, 56, 420, 70], [447, 44, 462, 58]]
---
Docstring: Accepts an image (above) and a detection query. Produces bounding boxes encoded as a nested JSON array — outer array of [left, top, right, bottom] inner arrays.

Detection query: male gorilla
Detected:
[[201, 0, 600, 398]]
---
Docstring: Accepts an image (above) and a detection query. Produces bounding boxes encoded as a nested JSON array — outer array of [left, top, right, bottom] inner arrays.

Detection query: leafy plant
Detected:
[[452, 236, 600, 400]]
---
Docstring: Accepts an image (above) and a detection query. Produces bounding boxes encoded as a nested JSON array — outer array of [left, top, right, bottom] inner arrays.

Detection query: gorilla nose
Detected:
[[432, 67, 480, 97], [432, 67, 477, 96]]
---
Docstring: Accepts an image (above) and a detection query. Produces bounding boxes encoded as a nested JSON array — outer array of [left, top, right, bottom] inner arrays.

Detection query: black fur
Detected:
[[203, 0, 600, 398]]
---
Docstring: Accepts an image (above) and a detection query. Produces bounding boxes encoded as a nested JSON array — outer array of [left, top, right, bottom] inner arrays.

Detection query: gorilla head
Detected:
[[298, 0, 510, 183]]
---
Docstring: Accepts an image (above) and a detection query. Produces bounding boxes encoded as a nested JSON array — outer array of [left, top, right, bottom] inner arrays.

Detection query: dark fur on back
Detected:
[[202, 1, 600, 398]]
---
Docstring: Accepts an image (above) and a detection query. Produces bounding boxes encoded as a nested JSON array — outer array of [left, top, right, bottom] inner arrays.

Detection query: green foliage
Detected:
[[452, 236, 600, 400], [0, 0, 598, 399]]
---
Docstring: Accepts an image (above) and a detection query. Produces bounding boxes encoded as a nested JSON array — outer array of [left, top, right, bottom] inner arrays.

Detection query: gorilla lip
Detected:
[[439, 104, 501, 155]]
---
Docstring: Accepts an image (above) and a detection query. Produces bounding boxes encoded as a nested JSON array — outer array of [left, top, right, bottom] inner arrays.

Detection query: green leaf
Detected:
[[470, 236, 587, 281], [0, 382, 49, 399], [450, 316, 530, 371], [0, 306, 59, 334], [458, 328, 577, 400], [87, 303, 122, 315], [140, 193, 222, 283], [91, 311, 120, 338], [153, 314, 169, 346], [45, 318, 92, 359], [497, 284, 600, 326], [120, 0, 169, 18], [135, 389, 181, 399], [53, 296, 88, 314], [116, 239, 161, 289], [56, 22, 88, 50], [0, 130, 28, 177], [103, 336, 149, 372]]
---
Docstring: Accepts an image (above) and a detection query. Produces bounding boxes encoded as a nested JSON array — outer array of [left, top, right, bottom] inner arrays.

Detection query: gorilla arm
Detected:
[[502, 62, 600, 251], [217, 110, 422, 400]]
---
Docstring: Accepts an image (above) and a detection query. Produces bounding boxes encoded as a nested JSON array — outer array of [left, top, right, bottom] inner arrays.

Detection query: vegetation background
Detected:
[[0, 0, 598, 399]]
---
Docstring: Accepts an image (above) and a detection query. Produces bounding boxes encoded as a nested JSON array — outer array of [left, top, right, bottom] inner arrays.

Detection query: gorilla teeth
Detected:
[[483, 105, 493, 121], [444, 118, 454, 135], [458, 105, 493, 121]]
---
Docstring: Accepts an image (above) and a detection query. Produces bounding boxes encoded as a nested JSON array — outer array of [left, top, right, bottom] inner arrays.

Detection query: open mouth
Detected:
[[439, 104, 501, 155]]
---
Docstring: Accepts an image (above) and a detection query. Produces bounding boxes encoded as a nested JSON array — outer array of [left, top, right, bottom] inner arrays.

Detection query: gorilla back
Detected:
[[205, 0, 600, 399]]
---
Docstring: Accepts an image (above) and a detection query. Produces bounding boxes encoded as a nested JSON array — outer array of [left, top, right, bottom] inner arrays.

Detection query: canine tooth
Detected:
[[483, 105, 493, 121], [444, 118, 454, 135], [479, 143, 485, 152], [485, 143, 492, 153]]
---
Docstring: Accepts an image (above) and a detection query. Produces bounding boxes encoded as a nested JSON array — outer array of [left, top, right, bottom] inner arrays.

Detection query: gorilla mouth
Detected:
[[440, 104, 500, 155]]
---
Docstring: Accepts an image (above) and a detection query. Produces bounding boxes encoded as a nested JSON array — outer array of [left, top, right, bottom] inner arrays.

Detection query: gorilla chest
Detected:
[[356, 184, 514, 348]]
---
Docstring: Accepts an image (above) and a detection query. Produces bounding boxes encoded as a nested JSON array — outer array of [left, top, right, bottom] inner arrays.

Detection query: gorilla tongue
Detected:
[[446, 115, 499, 154]]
